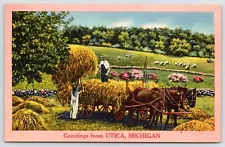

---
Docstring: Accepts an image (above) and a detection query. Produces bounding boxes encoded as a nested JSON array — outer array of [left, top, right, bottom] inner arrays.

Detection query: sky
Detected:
[[67, 12, 214, 34]]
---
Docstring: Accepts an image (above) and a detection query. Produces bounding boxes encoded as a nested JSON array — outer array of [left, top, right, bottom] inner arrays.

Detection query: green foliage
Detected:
[[12, 11, 73, 86], [63, 26, 214, 58]]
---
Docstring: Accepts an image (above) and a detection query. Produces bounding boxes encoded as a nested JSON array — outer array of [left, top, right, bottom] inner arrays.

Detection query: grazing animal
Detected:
[[159, 62, 164, 66], [185, 63, 190, 70], [153, 61, 160, 65], [179, 62, 183, 67], [175, 63, 179, 66], [163, 61, 169, 66], [207, 59, 214, 63], [192, 64, 197, 68]]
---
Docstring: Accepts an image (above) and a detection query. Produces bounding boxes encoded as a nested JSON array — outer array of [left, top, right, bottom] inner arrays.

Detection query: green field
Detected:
[[71, 45, 214, 74]]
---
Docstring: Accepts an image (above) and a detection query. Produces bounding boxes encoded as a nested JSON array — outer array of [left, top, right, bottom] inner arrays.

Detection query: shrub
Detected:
[[149, 73, 158, 80], [173, 120, 214, 131], [13, 101, 49, 114], [26, 96, 54, 107], [12, 96, 24, 106], [12, 108, 47, 130], [154, 49, 167, 55], [168, 73, 188, 82], [102, 42, 112, 47], [112, 44, 121, 48], [111, 71, 119, 77], [189, 51, 198, 57], [193, 76, 204, 83], [120, 72, 129, 80], [130, 69, 143, 79]]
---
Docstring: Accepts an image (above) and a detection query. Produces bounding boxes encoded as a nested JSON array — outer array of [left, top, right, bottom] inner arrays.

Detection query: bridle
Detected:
[[185, 90, 197, 107]]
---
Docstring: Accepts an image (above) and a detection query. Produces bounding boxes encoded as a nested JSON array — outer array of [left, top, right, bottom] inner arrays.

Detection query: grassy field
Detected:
[[13, 71, 213, 90], [70, 45, 214, 74], [39, 97, 214, 131]]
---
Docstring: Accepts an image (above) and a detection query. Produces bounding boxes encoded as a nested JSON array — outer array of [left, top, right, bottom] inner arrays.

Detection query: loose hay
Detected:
[[12, 108, 47, 130], [204, 117, 215, 126], [26, 96, 54, 107], [173, 120, 215, 131], [12, 96, 24, 106], [13, 101, 49, 114], [182, 108, 210, 121]]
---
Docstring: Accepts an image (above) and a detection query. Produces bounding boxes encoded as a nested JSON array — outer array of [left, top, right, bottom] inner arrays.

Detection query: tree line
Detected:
[[63, 25, 214, 58]]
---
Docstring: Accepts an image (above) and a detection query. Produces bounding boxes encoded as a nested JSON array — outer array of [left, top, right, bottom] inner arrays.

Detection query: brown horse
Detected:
[[153, 86, 197, 126], [125, 80, 186, 127]]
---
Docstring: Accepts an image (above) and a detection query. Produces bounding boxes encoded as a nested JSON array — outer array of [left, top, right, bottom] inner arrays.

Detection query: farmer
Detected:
[[70, 78, 83, 119], [98, 56, 110, 82]]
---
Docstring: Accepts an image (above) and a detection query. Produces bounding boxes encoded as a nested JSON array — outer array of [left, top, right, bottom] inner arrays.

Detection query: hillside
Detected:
[[70, 45, 214, 74]]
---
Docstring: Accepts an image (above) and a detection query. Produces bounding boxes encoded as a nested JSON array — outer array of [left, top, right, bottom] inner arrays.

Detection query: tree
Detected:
[[12, 11, 73, 86], [169, 38, 191, 56]]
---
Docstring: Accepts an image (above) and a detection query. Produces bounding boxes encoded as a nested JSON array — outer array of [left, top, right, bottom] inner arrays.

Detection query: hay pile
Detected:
[[12, 108, 47, 130], [12, 96, 24, 106], [173, 120, 215, 131], [204, 117, 215, 126], [13, 101, 49, 114], [182, 108, 210, 121], [26, 96, 54, 107]]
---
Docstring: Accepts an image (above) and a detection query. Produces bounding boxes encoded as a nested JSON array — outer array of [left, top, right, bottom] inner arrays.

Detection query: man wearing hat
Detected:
[[98, 56, 110, 82]]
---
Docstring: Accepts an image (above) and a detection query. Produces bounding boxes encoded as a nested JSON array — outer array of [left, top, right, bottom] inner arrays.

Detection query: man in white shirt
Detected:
[[70, 78, 83, 119], [98, 56, 110, 82]]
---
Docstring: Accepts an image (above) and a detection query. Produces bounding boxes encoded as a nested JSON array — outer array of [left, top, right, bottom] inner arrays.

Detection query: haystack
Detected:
[[173, 120, 214, 131], [13, 101, 49, 114], [12, 96, 24, 106], [26, 96, 54, 107], [12, 108, 47, 130]]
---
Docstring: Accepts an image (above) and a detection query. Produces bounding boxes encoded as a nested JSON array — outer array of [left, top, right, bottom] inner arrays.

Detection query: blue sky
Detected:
[[67, 12, 214, 34]]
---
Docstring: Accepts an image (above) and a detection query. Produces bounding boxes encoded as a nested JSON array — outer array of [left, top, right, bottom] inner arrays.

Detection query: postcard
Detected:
[[4, 4, 221, 142]]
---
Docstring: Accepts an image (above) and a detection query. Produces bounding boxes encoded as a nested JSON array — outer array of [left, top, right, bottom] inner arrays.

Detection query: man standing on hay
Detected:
[[98, 56, 110, 82], [70, 78, 83, 119]]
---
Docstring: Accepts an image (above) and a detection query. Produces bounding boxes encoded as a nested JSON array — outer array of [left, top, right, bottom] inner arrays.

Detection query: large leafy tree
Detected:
[[12, 11, 73, 86]]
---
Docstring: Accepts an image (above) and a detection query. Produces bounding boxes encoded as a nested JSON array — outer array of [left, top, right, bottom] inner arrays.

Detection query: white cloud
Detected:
[[107, 19, 133, 28], [142, 23, 169, 29]]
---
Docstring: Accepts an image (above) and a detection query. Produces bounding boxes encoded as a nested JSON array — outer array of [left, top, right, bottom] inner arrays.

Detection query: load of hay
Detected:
[[12, 96, 24, 106], [13, 101, 49, 114], [79, 79, 158, 111], [173, 120, 215, 131], [52, 45, 98, 106], [26, 96, 54, 107], [204, 117, 215, 126], [12, 108, 47, 130], [182, 108, 210, 121]]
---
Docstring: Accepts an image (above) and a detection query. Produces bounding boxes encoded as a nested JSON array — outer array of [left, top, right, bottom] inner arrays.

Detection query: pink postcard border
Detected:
[[4, 4, 222, 142]]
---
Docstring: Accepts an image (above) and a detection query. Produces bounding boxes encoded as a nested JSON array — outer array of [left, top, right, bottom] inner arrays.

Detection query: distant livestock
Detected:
[[163, 61, 169, 66], [207, 59, 214, 63], [153, 61, 160, 65], [192, 64, 197, 68]]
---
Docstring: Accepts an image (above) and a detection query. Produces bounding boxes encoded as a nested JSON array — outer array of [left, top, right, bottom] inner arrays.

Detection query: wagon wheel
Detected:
[[97, 104, 114, 113], [112, 106, 125, 121], [139, 106, 151, 120], [78, 104, 95, 118]]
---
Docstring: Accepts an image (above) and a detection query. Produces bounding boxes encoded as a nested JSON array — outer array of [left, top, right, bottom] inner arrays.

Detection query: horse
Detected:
[[125, 80, 186, 127], [153, 86, 197, 126]]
